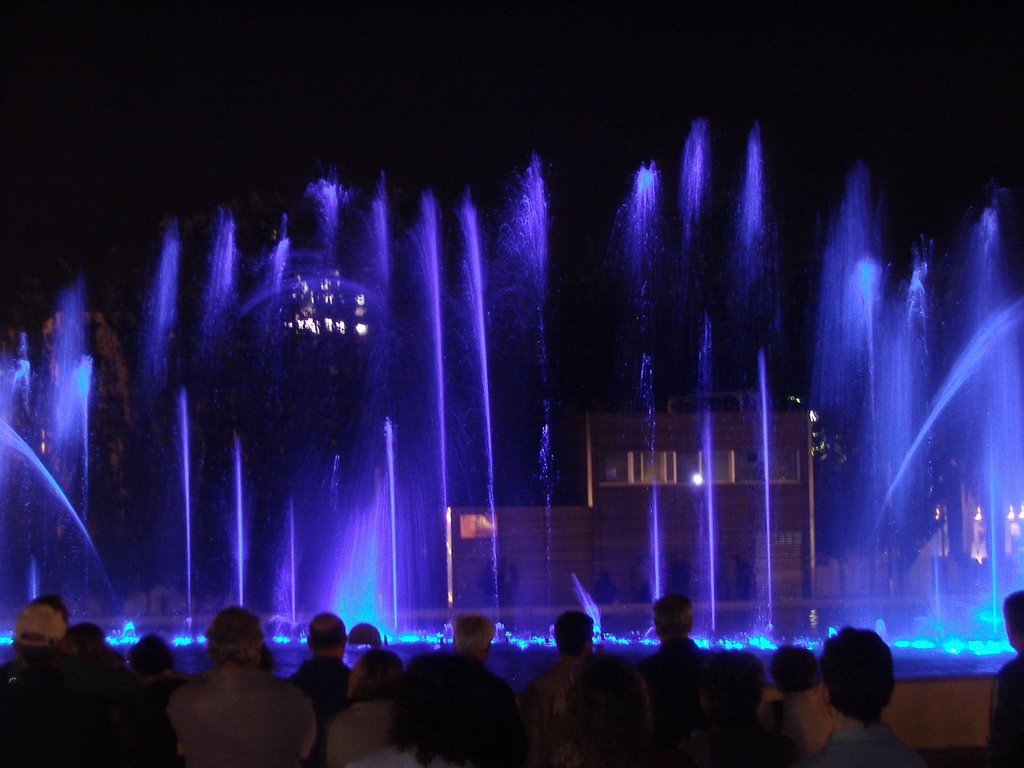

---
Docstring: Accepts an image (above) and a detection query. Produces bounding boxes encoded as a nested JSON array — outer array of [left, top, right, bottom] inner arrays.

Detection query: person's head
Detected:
[[13, 602, 68, 667], [820, 627, 894, 725], [65, 622, 124, 669], [652, 594, 692, 640], [555, 610, 594, 658], [306, 612, 347, 658], [1004, 591, 1024, 653], [453, 613, 494, 662], [128, 634, 174, 678], [348, 649, 403, 702], [348, 622, 383, 648], [206, 606, 264, 668], [701, 651, 765, 728], [563, 655, 652, 768], [392, 653, 478, 764], [30, 594, 70, 624], [770, 645, 818, 693]]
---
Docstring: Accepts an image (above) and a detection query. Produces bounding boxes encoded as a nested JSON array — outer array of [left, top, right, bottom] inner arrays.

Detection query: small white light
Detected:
[[355, 323, 368, 336], [691, 473, 704, 486]]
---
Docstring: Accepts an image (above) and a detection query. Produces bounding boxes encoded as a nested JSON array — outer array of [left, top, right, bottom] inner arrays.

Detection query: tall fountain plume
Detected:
[[385, 418, 399, 631], [200, 208, 238, 354], [415, 191, 451, 604], [618, 162, 664, 599], [305, 174, 350, 265], [459, 192, 499, 608], [757, 349, 774, 630], [234, 433, 246, 606], [729, 122, 777, 377], [269, 215, 291, 300], [178, 388, 193, 626], [140, 219, 180, 390], [47, 279, 91, 506], [679, 118, 711, 250], [503, 154, 552, 601], [699, 314, 717, 632]]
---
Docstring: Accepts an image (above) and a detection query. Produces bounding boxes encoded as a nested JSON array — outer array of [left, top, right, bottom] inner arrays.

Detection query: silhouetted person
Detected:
[[682, 651, 796, 768], [292, 613, 352, 766], [0, 602, 122, 767], [800, 627, 924, 767], [454, 613, 528, 768], [348, 623, 383, 648], [168, 606, 315, 768], [347, 653, 483, 767], [325, 649, 403, 768], [988, 591, 1024, 767], [519, 610, 594, 768], [637, 594, 709, 748], [2, 594, 139, 705], [562, 654, 694, 768], [128, 634, 187, 768], [760, 646, 831, 760]]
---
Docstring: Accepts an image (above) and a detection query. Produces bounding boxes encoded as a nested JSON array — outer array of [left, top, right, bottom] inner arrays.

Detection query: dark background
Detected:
[[3, 4, 1021, 293]]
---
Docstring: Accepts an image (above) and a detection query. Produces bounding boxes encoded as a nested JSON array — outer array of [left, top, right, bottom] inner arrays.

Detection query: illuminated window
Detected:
[[699, 450, 735, 483], [631, 451, 677, 484], [460, 514, 493, 539]]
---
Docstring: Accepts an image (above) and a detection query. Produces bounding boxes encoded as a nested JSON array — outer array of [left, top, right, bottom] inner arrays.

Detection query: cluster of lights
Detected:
[[286, 275, 369, 336]]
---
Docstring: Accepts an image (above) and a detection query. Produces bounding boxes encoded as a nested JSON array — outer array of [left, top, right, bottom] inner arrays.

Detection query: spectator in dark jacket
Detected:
[[637, 594, 709, 747]]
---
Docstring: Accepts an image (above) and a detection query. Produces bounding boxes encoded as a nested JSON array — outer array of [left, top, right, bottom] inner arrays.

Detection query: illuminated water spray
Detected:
[[141, 220, 180, 388], [201, 209, 237, 352], [178, 389, 193, 627], [679, 118, 711, 249], [507, 154, 552, 601], [289, 498, 297, 627], [699, 316, 717, 632], [384, 418, 399, 631], [641, 353, 661, 599], [0, 420, 114, 599], [758, 349, 774, 631], [416, 193, 450, 601], [234, 434, 245, 607], [460, 193, 499, 607]]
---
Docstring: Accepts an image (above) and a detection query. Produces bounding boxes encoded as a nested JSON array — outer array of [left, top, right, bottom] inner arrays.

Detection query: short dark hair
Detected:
[[653, 594, 692, 637], [701, 651, 764, 726], [770, 645, 817, 693], [30, 594, 70, 623], [307, 613, 347, 650], [820, 627, 893, 723], [128, 634, 174, 677], [206, 607, 263, 666], [392, 653, 477, 764], [554, 611, 594, 656], [1004, 591, 1024, 637]]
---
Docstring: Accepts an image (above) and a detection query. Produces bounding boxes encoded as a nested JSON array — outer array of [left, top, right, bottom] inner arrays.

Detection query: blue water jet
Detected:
[[459, 192, 499, 608], [679, 118, 711, 248], [140, 220, 180, 389]]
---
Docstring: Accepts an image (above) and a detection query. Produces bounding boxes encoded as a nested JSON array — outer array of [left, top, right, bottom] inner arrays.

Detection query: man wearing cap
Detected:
[[0, 602, 122, 766], [168, 606, 316, 768]]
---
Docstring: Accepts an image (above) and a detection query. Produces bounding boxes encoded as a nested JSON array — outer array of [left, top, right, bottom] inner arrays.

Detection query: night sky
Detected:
[[3, 5, 1022, 298]]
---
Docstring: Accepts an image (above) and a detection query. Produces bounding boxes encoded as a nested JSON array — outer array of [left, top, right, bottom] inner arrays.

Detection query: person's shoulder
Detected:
[[998, 653, 1024, 679]]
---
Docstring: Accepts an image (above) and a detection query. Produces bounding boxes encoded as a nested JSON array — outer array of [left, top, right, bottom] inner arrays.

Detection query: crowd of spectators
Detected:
[[1, 590, 1020, 767]]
